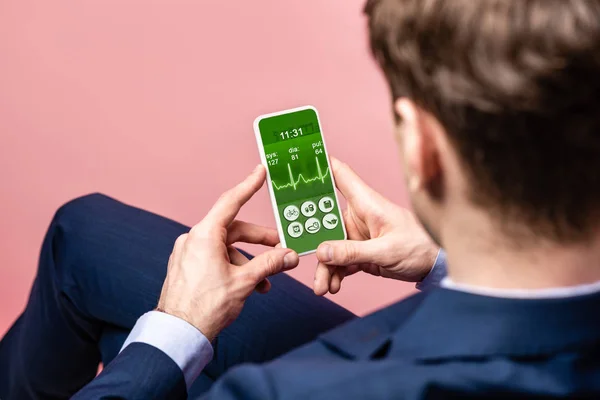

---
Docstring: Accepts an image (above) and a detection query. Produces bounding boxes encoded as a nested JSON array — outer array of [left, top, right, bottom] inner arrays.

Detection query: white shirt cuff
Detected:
[[415, 249, 447, 291], [120, 311, 214, 389]]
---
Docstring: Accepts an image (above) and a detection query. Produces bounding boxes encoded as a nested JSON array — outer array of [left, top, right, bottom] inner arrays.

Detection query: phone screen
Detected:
[[254, 106, 346, 255]]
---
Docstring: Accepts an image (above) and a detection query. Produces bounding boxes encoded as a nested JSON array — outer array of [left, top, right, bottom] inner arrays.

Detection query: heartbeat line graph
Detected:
[[272, 157, 329, 191]]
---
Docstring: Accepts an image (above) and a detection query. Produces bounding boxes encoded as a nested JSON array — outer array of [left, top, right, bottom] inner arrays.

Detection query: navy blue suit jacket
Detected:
[[74, 288, 600, 399]]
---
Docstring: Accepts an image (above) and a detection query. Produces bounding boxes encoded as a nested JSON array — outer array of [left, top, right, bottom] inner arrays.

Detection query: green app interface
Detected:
[[257, 107, 345, 254]]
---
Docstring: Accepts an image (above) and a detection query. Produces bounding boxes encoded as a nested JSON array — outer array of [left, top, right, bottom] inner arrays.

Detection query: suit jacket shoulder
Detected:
[[202, 289, 600, 399]]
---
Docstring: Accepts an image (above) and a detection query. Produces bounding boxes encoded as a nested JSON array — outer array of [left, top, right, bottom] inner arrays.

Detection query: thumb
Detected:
[[242, 248, 299, 285], [316, 238, 390, 266]]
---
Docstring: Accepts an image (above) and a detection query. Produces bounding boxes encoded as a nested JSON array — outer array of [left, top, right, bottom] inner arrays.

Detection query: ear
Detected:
[[394, 98, 442, 193]]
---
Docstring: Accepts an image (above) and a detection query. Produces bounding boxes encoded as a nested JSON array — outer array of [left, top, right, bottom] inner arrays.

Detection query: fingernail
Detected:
[[283, 252, 298, 269], [254, 164, 262, 173], [319, 244, 332, 262]]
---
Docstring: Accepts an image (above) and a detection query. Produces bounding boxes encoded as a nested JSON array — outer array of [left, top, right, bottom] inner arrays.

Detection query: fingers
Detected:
[[254, 278, 272, 294], [313, 262, 334, 296], [227, 246, 250, 265], [313, 262, 360, 296], [330, 269, 344, 294], [242, 248, 299, 285], [227, 220, 280, 247], [203, 165, 266, 228], [314, 238, 395, 294], [228, 247, 273, 294], [316, 238, 391, 267], [330, 157, 374, 202]]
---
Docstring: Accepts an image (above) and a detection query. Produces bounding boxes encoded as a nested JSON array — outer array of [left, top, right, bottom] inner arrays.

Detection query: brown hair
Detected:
[[365, 0, 600, 241]]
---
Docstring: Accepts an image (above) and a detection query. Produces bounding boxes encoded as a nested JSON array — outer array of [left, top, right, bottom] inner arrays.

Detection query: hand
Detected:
[[157, 165, 300, 341], [313, 158, 440, 295]]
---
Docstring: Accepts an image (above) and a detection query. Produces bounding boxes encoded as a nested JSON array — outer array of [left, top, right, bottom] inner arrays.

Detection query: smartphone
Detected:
[[254, 106, 347, 255]]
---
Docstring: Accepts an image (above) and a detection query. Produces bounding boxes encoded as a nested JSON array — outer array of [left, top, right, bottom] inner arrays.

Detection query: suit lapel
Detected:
[[318, 291, 428, 360]]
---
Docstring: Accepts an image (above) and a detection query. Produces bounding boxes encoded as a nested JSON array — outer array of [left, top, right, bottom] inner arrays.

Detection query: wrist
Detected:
[[417, 244, 441, 282], [155, 307, 219, 342]]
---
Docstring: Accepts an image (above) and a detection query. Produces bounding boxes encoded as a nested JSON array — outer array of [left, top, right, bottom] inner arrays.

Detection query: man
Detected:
[[3, 0, 600, 398]]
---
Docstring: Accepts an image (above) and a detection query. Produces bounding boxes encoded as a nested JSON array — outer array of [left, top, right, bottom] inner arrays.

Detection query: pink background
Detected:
[[0, 0, 414, 337]]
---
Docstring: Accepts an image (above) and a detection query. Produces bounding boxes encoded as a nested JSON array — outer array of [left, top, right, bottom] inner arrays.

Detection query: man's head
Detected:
[[365, 0, 600, 247]]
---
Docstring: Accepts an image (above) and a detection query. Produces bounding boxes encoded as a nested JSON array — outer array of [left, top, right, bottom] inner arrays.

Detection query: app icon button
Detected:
[[318, 196, 335, 213], [304, 217, 321, 234], [301, 201, 317, 217], [322, 213, 339, 230], [283, 205, 300, 222], [287, 222, 303, 238]]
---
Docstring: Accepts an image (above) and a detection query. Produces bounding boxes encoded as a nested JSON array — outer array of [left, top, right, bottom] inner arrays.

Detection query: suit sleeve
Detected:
[[71, 342, 188, 400], [72, 311, 214, 399]]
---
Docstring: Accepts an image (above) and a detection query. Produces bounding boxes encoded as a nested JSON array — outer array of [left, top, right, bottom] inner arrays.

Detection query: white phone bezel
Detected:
[[253, 105, 347, 256]]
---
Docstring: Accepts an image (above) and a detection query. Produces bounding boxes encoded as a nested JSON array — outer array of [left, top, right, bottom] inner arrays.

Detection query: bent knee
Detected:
[[49, 193, 127, 288], [54, 193, 116, 225], [51, 193, 132, 243]]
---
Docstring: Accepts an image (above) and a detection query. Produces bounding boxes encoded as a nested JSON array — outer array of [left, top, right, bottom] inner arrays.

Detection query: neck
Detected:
[[442, 208, 600, 290]]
